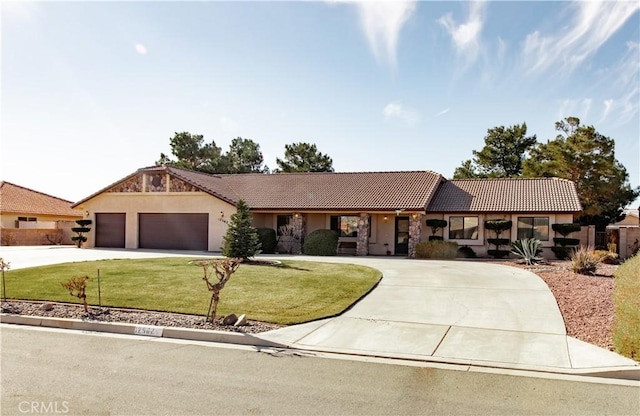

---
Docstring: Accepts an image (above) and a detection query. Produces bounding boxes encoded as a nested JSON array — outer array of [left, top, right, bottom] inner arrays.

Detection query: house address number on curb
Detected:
[[134, 325, 164, 337]]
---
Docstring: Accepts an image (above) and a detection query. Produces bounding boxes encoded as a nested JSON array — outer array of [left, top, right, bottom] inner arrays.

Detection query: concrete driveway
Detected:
[[1, 246, 637, 377]]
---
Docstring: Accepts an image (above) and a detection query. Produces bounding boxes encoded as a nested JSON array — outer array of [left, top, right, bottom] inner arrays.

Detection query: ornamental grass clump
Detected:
[[511, 238, 543, 265], [570, 246, 599, 275]]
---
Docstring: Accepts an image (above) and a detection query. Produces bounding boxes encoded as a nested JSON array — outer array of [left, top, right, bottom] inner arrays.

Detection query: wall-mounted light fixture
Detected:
[[383, 215, 388, 222], [395, 209, 403, 216], [219, 211, 224, 218], [412, 213, 418, 219], [294, 213, 299, 218], [85, 211, 90, 217]]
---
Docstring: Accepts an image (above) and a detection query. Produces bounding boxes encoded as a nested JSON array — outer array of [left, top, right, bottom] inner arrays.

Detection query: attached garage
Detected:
[[138, 213, 209, 250], [95, 213, 126, 248]]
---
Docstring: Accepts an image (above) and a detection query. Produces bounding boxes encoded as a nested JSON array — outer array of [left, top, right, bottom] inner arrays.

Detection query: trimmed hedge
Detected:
[[487, 249, 510, 259], [613, 253, 640, 360], [415, 240, 458, 259], [484, 220, 512, 232], [303, 229, 339, 256], [553, 237, 580, 247], [457, 246, 476, 258], [428, 236, 444, 241], [552, 223, 581, 237], [487, 238, 510, 247], [551, 246, 574, 260], [256, 228, 277, 254]]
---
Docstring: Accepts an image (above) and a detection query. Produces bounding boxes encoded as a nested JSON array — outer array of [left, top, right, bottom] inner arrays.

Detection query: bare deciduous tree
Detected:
[[192, 258, 242, 322]]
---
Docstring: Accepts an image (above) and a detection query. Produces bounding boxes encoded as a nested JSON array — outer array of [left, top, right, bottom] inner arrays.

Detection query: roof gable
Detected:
[[0, 181, 83, 217], [426, 178, 582, 213]]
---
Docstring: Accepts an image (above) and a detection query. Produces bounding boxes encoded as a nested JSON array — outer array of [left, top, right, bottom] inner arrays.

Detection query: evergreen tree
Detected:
[[275, 142, 334, 173], [222, 199, 261, 260]]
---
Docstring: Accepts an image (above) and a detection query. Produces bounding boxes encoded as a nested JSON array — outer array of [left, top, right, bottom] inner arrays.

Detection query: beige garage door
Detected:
[[138, 213, 208, 251]]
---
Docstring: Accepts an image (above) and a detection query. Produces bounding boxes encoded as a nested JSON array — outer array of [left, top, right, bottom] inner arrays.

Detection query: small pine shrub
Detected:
[[552, 223, 581, 237], [551, 246, 574, 260], [553, 237, 581, 247], [222, 199, 261, 260], [303, 230, 339, 256], [457, 246, 476, 258], [256, 228, 277, 254], [570, 246, 599, 275], [415, 240, 458, 259]]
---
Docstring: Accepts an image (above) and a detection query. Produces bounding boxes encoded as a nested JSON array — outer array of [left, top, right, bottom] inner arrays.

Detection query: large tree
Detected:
[[523, 117, 639, 228], [157, 134, 268, 174], [218, 137, 268, 174], [157, 132, 221, 173], [275, 142, 334, 173], [453, 123, 537, 178]]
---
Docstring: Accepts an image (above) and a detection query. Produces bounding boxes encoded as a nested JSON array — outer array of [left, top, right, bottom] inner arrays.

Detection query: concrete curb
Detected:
[[2, 314, 638, 382], [0, 314, 287, 349]]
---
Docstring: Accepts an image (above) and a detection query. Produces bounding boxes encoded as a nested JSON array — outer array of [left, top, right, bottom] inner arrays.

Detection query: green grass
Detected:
[[613, 254, 640, 360], [2, 258, 381, 325]]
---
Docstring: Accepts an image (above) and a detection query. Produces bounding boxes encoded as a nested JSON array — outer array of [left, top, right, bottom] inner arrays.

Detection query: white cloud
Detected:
[[599, 99, 614, 123], [522, 2, 640, 76], [383, 101, 417, 122], [134, 43, 148, 55], [328, 0, 417, 67], [434, 108, 450, 118], [438, 1, 486, 64]]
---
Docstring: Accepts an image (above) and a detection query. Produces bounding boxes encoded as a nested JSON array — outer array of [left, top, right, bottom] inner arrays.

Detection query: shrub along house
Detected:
[[72, 165, 582, 258]]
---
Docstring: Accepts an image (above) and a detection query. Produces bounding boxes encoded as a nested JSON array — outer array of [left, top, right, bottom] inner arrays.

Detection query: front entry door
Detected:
[[395, 216, 409, 256]]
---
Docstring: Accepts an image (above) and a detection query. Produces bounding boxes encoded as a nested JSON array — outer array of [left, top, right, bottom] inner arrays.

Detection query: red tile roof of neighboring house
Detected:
[[0, 181, 83, 217], [426, 178, 582, 213], [168, 166, 445, 211]]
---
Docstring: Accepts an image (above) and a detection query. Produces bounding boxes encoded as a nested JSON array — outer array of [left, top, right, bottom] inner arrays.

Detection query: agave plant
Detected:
[[511, 238, 543, 265]]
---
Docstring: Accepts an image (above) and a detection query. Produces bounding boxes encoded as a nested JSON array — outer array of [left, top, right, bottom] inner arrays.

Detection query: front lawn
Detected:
[[2, 258, 381, 325]]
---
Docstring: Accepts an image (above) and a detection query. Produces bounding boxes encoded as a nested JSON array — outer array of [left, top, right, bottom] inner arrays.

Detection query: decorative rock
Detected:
[[234, 314, 248, 327], [40, 303, 54, 311], [222, 313, 238, 325]]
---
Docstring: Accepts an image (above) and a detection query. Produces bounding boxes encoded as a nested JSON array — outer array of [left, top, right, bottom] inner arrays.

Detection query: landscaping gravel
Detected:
[[0, 301, 282, 334], [503, 260, 617, 351]]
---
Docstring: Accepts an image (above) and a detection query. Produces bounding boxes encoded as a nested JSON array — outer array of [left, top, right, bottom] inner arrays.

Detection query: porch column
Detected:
[[292, 213, 306, 254], [408, 214, 422, 259], [356, 213, 370, 256]]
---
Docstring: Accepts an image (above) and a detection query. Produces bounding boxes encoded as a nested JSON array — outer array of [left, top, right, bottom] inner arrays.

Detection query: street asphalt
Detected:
[[0, 245, 638, 381]]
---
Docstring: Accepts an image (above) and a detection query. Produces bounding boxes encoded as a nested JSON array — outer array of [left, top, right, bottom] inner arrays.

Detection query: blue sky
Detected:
[[2, 1, 639, 208]]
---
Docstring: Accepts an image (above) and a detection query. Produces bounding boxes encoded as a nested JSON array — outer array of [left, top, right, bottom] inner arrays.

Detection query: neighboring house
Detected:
[[606, 208, 640, 259], [0, 181, 83, 246], [72, 165, 582, 258]]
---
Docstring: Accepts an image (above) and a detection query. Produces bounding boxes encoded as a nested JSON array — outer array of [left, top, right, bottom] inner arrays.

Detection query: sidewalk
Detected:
[[1, 246, 638, 380]]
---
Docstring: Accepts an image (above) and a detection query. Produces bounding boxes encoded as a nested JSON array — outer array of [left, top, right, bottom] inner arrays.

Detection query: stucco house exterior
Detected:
[[0, 181, 83, 245], [72, 165, 582, 258]]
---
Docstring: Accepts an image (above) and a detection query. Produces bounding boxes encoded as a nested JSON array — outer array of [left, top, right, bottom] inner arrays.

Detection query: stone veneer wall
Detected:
[[356, 213, 370, 256], [292, 214, 305, 254], [408, 214, 422, 259]]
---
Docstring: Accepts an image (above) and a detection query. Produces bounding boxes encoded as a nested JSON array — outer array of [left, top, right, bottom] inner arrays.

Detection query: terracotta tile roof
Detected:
[[0, 181, 83, 217], [168, 166, 444, 211], [426, 178, 582, 213]]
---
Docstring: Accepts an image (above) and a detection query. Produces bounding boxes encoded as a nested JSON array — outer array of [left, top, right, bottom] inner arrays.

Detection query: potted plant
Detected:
[[384, 243, 391, 255]]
